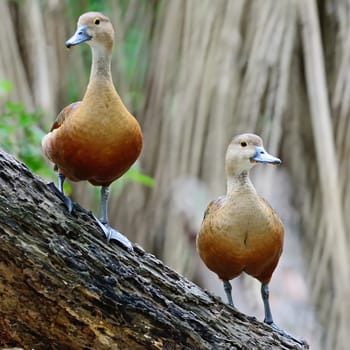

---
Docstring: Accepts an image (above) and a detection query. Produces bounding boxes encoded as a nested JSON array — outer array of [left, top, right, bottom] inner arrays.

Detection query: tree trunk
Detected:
[[0, 150, 307, 349]]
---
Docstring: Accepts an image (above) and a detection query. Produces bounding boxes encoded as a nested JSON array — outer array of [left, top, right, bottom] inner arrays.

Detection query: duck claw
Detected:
[[92, 214, 133, 251], [106, 226, 134, 252], [48, 182, 73, 213], [267, 322, 308, 347]]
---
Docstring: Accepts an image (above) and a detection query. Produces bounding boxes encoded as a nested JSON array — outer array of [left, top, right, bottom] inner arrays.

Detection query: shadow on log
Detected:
[[0, 151, 308, 349]]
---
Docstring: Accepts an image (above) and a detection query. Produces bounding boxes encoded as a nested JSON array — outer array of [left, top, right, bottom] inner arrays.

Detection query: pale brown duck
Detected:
[[197, 133, 305, 344]]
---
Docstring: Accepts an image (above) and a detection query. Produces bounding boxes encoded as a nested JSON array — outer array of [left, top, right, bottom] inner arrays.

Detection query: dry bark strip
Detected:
[[0, 150, 307, 350]]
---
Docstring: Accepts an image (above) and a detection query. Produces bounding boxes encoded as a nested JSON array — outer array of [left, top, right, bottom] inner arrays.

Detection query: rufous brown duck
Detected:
[[42, 12, 142, 250]]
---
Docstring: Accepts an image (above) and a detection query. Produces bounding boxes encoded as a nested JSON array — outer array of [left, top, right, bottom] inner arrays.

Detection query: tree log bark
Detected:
[[0, 151, 307, 350]]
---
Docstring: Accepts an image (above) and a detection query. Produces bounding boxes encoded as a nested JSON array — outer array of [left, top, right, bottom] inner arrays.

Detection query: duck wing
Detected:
[[48, 101, 81, 172], [203, 195, 227, 220], [50, 101, 82, 131]]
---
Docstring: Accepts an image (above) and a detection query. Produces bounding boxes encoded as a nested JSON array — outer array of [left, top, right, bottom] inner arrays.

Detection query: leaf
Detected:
[[0, 80, 13, 95], [125, 168, 155, 187]]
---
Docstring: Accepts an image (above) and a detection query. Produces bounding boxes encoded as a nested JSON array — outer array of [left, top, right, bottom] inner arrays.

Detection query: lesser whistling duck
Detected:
[[197, 133, 304, 343], [42, 12, 142, 250]]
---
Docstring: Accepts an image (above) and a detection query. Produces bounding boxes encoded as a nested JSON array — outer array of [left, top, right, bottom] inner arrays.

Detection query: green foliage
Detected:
[[0, 80, 13, 95], [122, 162, 155, 188], [110, 161, 154, 194], [0, 81, 51, 179], [97, 161, 154, 200]]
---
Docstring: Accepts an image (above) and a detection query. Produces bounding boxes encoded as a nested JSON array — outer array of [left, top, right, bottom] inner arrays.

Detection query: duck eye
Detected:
[[94, 18, 100, 25], [240, 141, 248, 147]]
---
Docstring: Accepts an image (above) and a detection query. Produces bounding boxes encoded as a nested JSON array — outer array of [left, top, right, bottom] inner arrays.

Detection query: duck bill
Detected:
[[65, 25, 92, 48], [251, 146, 281, 165]]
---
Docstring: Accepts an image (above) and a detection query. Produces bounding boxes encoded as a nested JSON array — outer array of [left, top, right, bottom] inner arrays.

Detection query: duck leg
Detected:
[[95, 186, 133, 251], [261, 283, 274, 324], [100, 186, 110, 227], [58, 173, 73, 212], [223, 280, 235, 307], [261, 283, 306, 345], [48, 172, 73, 213]]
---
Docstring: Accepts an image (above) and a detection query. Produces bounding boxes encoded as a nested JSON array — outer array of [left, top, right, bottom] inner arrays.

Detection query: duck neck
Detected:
[[226, 171, 256, 198], [89, 45, 113, 83]]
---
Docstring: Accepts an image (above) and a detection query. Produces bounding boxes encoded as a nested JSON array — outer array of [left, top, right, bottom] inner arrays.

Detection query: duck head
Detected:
[[225, 133, 281, 176], [65, 12, 115, 51]]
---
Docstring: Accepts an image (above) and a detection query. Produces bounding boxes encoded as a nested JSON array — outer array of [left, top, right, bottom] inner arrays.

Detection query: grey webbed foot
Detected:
[[48, 182, 73, 213], [92, 214, 133, 251], [266, 322, 307, 347]]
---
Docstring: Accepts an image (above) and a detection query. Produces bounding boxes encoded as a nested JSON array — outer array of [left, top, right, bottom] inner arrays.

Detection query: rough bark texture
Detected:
[[0, 150, 307, 350]]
